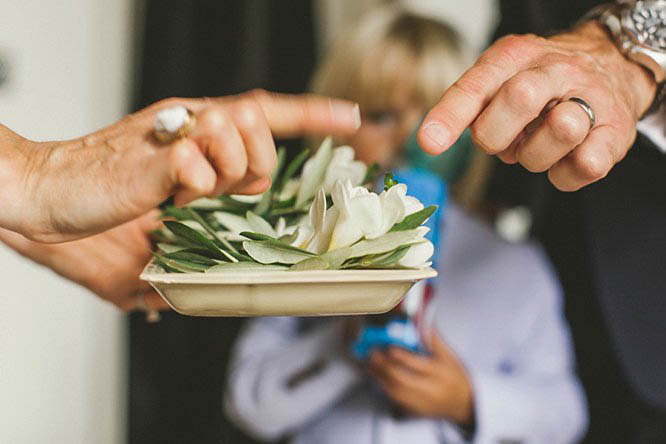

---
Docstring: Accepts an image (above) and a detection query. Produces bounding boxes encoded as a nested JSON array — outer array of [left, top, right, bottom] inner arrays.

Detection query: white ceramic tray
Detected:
[[141, 262, 437, 317]]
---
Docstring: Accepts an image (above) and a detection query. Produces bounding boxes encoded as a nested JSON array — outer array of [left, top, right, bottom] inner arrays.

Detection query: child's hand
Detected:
[[367, 331, 474, 426]]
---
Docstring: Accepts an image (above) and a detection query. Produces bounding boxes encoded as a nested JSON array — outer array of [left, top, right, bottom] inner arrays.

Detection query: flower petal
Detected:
[[397, 240, 434, 268]]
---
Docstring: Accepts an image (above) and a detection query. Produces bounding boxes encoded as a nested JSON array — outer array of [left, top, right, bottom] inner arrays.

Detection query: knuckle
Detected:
[[505, 77, 540, 111], [470, 124, 501, 154], [221, 161, 247, 184], [198, 107, 232, 132], [168, 140, 200, 166], [493, 33, 541, 60], [233, 100, 263, 130], [455, 75, 487, 99], [572, 150, 610, 182], [517, 148, 549, 173], [548, 107, 588, 145]]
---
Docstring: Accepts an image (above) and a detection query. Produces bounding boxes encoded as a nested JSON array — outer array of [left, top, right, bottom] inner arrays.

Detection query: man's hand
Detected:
[[0, 211, 168, 311], [368, 331, 474, 426], [418, 22, 657, 191], [2, 89, 360, 242]]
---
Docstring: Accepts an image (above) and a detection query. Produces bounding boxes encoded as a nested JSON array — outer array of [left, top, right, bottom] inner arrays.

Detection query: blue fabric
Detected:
[[391, 168, 448, 269]]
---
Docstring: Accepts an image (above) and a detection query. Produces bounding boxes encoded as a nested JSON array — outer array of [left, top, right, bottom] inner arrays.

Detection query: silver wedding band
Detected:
[[136, 289, 161, 323], [567, 97, 596, 132]]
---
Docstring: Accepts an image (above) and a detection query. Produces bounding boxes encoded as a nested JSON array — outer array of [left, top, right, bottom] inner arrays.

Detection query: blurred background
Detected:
[[0, 1, 628, 443]]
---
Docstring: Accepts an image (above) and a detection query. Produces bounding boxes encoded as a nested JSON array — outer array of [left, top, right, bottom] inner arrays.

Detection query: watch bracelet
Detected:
[[579, 2, 666, 117]]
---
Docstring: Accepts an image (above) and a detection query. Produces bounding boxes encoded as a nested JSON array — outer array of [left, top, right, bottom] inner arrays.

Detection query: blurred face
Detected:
[[344, 85, 424, 169]]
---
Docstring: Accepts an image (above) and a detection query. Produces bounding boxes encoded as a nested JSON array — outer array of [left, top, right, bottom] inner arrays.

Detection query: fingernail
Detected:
[[423, 122, 449, 148], [330, 100, 362, 130], [351, 104, 362, 129]]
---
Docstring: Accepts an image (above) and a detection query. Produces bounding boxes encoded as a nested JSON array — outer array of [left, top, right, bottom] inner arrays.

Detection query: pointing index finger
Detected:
[[417, 36, 536, 154], [251, 90, 362, 138]]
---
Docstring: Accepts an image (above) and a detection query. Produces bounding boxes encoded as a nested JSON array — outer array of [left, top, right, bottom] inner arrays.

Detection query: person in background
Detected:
[[224, 7, 587, 443]]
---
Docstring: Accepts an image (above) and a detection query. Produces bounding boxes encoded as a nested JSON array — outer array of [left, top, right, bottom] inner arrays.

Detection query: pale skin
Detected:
[[0, 89, 360, 310], [418, 22, 657, 191], [0, 89, 360, 243]]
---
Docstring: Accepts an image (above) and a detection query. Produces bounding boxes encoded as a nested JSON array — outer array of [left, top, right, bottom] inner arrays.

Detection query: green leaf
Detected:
[[243, 240, 315, 264], [389, 206, 437, 232], [152, 252, 208, 273], [163, 220, 224, 256], [185, 197, 225, 210], [360, 245, 411, 267], [383, 171, 398, 191], [349, 229, 424, 258], [161, 206, 192, 220], [214, 211, 253, 233], [240, 231, 276, 241], [320, 247, 353, 269], [206, 262, 288, 273], [296, 137, 333, 207], [156, 243, 186, 254], [164, 250, 220, 266], [289, 257, 330, 271], [246, 211, 277, 237], [363, 162, 380, 185], [185, 208, 239, 253], [253, 190, 273, 216], [154, 257, 184, 273], [278, 228, 300, 245], [278, 148, 310, 193]]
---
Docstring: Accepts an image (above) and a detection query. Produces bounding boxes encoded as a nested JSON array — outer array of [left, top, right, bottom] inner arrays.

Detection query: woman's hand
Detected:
[[1, 89, 360, 242], [368, 331, 474, 426], [0, 211, 167, 311], [418, 22, 656, 191]]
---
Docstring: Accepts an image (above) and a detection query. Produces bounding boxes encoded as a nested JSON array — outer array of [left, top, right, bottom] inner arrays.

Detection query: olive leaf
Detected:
[[359, 245, 411, 267], [214, 211, 253, 233], [349, 229, 425, 258], [243, 240, 315, 264], [206, 262, 288, 273], [163, 221, 226, 257], [185, 197, 225, 210], [289, 257, 330, 271], [186, 208, 239, 253], [152, 252, 208, 273], [240, 231, 276, 241], [164, 249, 221, 266], [246, 211, 277, 237], [390, 206, 437, 232], [277, 148, 310, 193], [157, 243, 187, 254]]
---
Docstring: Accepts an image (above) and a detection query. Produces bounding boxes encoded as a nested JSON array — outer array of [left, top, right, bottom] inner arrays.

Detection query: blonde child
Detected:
[[225, 7, 587, 443]]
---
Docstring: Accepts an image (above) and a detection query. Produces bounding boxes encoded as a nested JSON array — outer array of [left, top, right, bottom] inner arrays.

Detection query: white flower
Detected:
[[327, 181, 382, 251], [296, 138, 367, 207], [321, 146, 367, 194], [366, 183, 424, 240], [398, 240, 434, 268], [299, 180, 428, 254]]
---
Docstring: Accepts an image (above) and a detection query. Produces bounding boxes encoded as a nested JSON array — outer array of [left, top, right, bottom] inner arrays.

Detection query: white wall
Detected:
[[0, 1, 133, 442]]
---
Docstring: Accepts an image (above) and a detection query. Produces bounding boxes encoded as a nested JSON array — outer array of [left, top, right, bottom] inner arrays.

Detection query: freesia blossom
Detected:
[[297, 138, 367, 207], [321, 146, 367, 194], [300, 179, 428, 254]]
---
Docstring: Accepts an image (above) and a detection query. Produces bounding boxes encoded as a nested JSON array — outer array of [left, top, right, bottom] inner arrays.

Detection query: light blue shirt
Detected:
[[225, 205, 588, 443]]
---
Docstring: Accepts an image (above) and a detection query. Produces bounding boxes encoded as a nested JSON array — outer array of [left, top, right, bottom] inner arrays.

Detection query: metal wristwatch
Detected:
[[584, 1, 666, 116]]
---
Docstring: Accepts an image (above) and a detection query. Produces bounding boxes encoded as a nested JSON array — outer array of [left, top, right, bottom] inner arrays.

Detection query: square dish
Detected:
[[141, 262, 437, 317]]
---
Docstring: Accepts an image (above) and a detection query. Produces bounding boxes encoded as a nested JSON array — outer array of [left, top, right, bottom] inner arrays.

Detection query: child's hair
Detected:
[[311, 6, 467, 112], [311, 6, 492, 213]]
